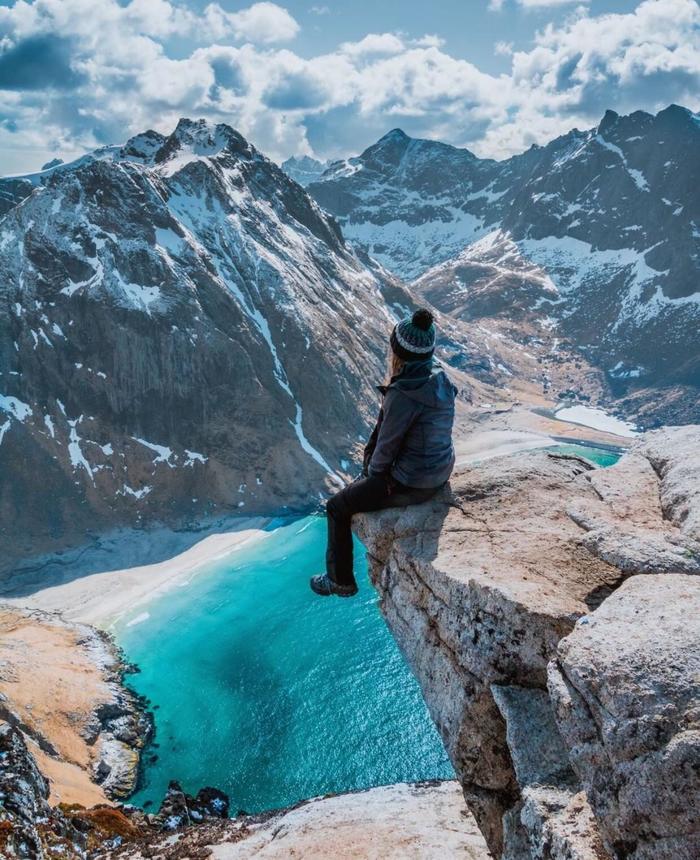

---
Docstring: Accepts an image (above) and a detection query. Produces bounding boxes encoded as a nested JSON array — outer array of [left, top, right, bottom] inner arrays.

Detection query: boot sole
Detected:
[[310, 579, 358, 597]]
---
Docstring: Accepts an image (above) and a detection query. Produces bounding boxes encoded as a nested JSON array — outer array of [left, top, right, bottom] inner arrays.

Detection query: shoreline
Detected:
[[2, 517, 273, 629], [455, 429, 555, 465], [0, 606, 151, 807], [548, 435, 625, 453], [454, 425, 628, 467], [3, 419, 633, 629]]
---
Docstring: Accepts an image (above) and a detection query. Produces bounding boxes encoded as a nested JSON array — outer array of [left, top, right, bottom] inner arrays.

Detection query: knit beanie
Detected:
[[390, 308, 436, 361]]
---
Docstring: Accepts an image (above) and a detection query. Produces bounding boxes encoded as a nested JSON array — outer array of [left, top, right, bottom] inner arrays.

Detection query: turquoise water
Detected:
[[547, 443, 622, 468], [117, 516, 453, 814], [117, 444, 619, 814]]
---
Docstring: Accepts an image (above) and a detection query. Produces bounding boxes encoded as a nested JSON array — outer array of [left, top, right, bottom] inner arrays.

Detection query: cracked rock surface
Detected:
[[549, 574, 700, 860], [354, 425, 700, 859]]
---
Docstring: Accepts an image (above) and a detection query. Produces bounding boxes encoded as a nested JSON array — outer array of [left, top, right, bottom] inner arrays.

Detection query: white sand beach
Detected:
[[4, 518, 272, 629], [455, 429, 555, 465]]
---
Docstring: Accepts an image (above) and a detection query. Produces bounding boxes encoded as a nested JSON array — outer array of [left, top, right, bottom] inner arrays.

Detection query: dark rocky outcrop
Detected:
[[0, 721, 91, 859], [150, 780, 229, 830], [0, 719, 233, 858], [0, 118, 408, 571]]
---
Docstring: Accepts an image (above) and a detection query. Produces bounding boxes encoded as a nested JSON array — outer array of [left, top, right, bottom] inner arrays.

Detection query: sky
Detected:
[[0, 0, 698, 174]]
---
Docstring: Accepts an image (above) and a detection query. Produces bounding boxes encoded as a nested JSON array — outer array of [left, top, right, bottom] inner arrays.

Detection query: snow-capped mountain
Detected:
[[309, 106, 700, 413], [0, 119, 398, 568], [308, 129, 496, 281], [280, 155, 332, 187]]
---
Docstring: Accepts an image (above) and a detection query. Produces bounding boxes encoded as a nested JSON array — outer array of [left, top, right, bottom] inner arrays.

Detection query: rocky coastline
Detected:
[[0, 608, 152, 803]]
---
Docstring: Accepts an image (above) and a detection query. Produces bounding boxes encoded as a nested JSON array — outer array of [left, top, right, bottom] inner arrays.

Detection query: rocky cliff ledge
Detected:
[[354, 426, 700, 860]]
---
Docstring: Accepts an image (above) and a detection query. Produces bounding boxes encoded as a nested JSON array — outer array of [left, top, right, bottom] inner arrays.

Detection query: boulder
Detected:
[[635, 425, 700, 541]]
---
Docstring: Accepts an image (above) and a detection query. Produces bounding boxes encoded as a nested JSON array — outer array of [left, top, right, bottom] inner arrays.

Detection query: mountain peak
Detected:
[[359, 128, 416, 169], [597, 109, 620, 134], [379, 128, 410, 144], [280, 155, 331, 187], [655, 103, 697, 132], [120, 129, 166, 163], [153, 118, 250, 166], [284, 155, 324, 168]]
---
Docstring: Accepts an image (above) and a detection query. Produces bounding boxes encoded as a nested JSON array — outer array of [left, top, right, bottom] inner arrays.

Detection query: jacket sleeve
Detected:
[[368, 389, 422, 477], [362, 411, 383, 476]]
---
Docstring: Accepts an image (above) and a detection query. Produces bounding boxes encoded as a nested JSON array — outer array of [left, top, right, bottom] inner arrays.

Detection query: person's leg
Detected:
[[325, 474, 392, 588], [311, 475, 444, 597], [381, 479, 442, 511]]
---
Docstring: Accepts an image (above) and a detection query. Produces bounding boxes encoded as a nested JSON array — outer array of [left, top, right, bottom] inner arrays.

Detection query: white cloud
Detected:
[[309, 4, 330, 14], [0, 0, 300, 44], [412, 34, 445, 49], [340, 33, 406, 57], [217, 2, 299, 43], [488, 0, 506, 11], [0, 0, 698, 171]]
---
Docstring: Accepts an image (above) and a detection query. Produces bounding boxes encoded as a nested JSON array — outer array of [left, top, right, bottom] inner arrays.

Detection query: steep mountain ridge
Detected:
[[0, 119, 397, 569], [304, 106, 700, 419]]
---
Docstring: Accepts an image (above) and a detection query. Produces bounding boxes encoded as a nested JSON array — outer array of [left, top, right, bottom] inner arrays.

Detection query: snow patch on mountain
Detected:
[[133, 438, 175, 468], [68, 418, 95, 482], [345, 209, 487, 282], [554, 404, 638, 436], [594, 134, 650, 192], [0, 394, 32, 421], [517, 235, 679, 327]]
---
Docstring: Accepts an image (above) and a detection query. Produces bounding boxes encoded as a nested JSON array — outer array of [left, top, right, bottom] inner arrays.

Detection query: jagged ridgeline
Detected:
[[306, 105, 700, 404], [0, 119, 399, 568]]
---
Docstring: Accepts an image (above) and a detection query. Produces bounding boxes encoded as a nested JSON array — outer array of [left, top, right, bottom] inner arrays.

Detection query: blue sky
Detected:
[[0, 0, 698, 174]]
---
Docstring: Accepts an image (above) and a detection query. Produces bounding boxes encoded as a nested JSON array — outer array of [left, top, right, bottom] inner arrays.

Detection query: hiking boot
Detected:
[[309, 574, 358, 598]]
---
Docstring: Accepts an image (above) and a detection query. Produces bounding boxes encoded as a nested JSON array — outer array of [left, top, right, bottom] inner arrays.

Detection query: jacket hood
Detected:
[[380, 359, 457, 407]]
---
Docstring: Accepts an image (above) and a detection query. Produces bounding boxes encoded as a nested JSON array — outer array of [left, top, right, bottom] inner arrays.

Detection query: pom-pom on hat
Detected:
[[390, 308, 436, 361]]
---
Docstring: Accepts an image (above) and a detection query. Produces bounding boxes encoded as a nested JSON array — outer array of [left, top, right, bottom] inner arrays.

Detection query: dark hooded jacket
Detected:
[[363, 358, 457, 489]]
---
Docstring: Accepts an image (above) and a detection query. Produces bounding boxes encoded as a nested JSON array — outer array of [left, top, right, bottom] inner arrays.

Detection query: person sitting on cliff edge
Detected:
[[310, 308, 457, 598]]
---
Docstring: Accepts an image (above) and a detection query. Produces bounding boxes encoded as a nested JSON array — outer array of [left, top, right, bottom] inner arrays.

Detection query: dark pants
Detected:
[[326, 474, 441, 588]]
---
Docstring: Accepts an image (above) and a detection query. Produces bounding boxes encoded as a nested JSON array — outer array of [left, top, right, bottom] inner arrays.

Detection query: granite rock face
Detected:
[[353, 425, 700, 859], [549, 574, 700, 859]]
